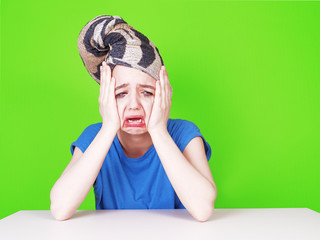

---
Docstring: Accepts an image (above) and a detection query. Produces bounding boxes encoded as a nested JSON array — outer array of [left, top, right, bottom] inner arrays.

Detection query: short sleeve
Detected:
[[70, 123, 102, 155], [167, 119, 211, 162]]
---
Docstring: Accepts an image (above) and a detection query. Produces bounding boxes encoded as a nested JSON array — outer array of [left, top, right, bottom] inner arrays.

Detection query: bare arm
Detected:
[[151, 131, 217, 222], [50, 62, 120, 220], [148, 66, 217, 222], [50, 126, 117, 221]]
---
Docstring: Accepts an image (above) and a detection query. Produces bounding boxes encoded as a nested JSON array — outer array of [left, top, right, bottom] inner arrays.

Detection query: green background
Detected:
[[1, 0, 319, 219]]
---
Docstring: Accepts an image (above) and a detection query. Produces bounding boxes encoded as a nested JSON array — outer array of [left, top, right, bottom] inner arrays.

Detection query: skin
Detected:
[[50, 62, 217, 222], [99, 62, 217, 220], [110, 65, 158, 157], [99, 63, 173, 158]]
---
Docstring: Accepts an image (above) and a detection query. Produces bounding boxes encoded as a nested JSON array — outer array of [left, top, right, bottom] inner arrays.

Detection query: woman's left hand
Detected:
[[147, 66, 172, 136]]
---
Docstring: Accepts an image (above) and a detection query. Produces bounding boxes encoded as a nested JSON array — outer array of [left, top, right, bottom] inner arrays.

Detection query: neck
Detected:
[[117, 130, 153, 158]]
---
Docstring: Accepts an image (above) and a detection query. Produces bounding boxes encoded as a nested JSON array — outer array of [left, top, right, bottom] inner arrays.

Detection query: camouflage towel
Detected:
[[78, 15, 164, 84]]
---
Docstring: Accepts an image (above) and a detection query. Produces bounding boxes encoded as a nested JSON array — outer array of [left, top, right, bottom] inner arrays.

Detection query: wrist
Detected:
[[149, 127, 169, 140], [100, 124, 118, 137]]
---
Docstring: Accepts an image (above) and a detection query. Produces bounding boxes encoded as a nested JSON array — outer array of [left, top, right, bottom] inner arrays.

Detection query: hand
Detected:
[[147, 66, 172, 136], [99, 61, 121, 134]]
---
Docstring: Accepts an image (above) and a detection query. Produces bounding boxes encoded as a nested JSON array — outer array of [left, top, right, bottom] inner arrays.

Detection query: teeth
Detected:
[[128, 119, 142, 123]]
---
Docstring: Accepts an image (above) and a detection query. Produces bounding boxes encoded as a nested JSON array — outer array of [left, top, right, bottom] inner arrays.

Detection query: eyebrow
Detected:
[[115, 83, 155, 91], [138, 84, 156, 90], [115, 83, 129, 91]]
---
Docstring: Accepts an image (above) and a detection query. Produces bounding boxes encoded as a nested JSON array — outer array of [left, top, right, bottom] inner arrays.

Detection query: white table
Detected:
[[0, 208, 319, 240]]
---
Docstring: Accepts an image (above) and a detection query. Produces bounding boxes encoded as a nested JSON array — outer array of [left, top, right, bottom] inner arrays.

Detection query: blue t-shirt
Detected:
[[70, 119, 211, 210]]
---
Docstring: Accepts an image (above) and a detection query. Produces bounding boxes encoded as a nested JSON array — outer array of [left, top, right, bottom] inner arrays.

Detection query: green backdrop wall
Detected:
[[1, 0, 319, 219]]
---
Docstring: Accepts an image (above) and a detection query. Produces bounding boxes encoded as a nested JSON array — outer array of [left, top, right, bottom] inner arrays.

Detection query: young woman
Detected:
[[50, 15, 217, 222]]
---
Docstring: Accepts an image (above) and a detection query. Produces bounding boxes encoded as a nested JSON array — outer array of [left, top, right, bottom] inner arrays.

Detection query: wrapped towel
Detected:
[[78, 15, 164, 84]]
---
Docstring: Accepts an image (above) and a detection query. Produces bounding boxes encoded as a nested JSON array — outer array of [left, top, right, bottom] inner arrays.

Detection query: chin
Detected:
[[121, 127, 148, 135]]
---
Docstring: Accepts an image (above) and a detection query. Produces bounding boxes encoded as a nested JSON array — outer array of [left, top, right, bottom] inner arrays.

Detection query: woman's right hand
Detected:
[[99, 61, 121, 134]]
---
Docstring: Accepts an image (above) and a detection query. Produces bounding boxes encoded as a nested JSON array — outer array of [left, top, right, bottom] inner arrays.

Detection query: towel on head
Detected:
[[77, 15, 164, 84]]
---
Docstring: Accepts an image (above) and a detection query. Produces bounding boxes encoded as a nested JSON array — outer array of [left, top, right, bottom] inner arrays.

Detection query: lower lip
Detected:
[[124, 121, 145, 128]]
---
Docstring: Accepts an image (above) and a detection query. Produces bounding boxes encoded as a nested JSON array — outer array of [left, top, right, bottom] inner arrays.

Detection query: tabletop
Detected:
[[0, 208, 319, 240]]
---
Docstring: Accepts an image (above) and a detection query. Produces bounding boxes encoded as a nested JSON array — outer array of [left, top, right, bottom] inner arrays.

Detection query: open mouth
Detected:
[[127, 118, 143, 123], [124, 115, 145, 127]]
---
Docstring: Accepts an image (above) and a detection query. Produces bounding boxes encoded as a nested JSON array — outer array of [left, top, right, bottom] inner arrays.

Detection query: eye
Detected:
[[142, 91, 153, 96], [115, 92, 127, 98]]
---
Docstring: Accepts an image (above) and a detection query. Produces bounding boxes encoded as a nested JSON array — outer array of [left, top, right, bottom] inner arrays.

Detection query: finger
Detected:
[[147, 79, 160, 129], [99, 64, 105, 102], [160, 67, 166, 108], [102, 62, 111, 103], [163, 66, 170, 104], [155, 79, 161, 107], [105, 61, 112, 82], [163, 66, 172, 104], [109, 76, 116, 104], [169, 84, 173, 105]]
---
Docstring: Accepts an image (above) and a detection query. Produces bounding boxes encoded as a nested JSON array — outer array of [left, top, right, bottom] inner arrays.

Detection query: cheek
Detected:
[[142, 97, 154, 118], [115, 99, 125, 119]]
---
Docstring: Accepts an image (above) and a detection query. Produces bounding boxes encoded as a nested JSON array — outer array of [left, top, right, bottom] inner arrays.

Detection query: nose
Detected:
[[128, 91, 141, 110]]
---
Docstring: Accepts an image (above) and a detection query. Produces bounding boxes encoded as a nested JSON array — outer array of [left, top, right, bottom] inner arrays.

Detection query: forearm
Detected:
[[150, 130, 217, 222], [50, 126, 116, 220]]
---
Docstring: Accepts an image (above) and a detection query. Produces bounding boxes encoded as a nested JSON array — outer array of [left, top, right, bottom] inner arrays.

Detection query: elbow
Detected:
[[192, 186, 217, 222], [50, 203, 73, 221], [193, 203, 215, 222], [50, 189, 73, 221]]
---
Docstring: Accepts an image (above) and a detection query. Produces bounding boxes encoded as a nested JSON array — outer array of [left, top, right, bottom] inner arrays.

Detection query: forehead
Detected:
[[113, 65, 156, 86]]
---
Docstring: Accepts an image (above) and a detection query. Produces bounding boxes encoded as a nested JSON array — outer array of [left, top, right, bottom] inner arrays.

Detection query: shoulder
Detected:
[[167, 118, 200, 134], [70, 122, 103, 154], [167, 118, 202, 150], [78, 122, 104, 143], [81, 122, 103, 136], [167, 118, 212, 161]]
